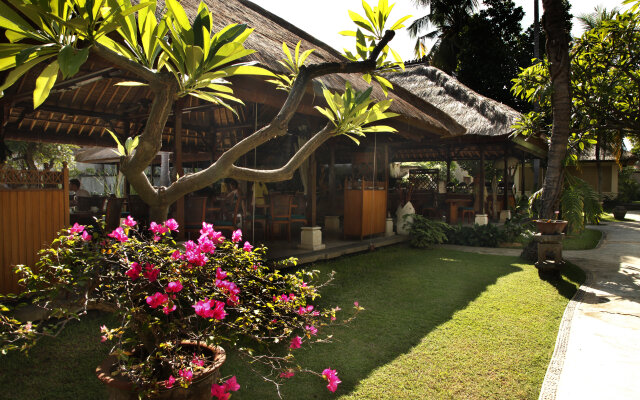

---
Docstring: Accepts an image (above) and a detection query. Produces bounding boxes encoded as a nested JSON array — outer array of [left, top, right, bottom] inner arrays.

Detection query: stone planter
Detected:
[[612, 206, 627, 220], [535, 220, 567, 235], [96, 342, 225, 400]]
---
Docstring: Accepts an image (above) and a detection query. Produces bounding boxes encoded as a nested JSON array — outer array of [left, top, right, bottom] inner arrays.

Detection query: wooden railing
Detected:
[[0, 166, 69, 294]]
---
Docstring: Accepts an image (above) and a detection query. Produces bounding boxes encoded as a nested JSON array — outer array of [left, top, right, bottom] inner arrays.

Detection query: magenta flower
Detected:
[[198, 237, 215, 254], [280, 370, 295, 379], [171, 250, 183, 260], [146, 292, 168, 309], [107, 226, 128, 242], [123, 215, 137, 227], [211, 230, 225, 244], [305, 325, 318, 336], [297, 305, 314, 315], [162, 303, 176, 314], [184, 240, 197, 251], [290, 336, 302, 349], [242, 241, 253, 252], [166, 281, 183, 293], [215, 268, 227, 281], [224, 376, 240, 392], [165, 375, 176, 389], [125, 262, 142, 280], [231, 229, 242, 243], [81, 231, 91, 242], [69, 223, 85, 234], [193, 299, 226, 320], [149, 221, 168, 235], [322, 368, 341, 392], [179, 369, 193, 383], [354, 301, 359, 308], [211, 384, 230, 400], [143, 264, 160, 282], [200, 222, 214, 237], [164, 218, 179, 231]]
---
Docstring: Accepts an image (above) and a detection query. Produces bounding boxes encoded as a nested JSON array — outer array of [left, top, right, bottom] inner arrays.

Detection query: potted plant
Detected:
[[612, 205, 627, 220], [535, 211, 568, 235], [2, 217, 358, 398]]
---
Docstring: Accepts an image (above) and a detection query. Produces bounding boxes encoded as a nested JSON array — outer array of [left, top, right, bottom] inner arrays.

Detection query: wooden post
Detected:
[[480, 147, 485, 214], [503, 146, 508, 211], [174, 101, 185, 239], [328, 144, 336, 214], [521, 154, 526, 196], [310, 152, 317, 226], [63, 162, 70, 226], [446, 157, 451, 184]]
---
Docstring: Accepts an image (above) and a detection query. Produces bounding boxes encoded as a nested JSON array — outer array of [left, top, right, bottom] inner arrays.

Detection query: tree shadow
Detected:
[[223, 246, 523, 399]]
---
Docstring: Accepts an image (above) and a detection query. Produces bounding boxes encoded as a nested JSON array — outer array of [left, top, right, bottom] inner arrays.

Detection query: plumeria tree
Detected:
[[0, 0, 409, 221]]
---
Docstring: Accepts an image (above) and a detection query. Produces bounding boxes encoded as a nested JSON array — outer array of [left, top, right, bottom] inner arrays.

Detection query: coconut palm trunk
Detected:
[[539, 0, 572, 218]]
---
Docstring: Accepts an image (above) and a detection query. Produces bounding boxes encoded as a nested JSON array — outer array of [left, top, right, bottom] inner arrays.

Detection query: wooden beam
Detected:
[[480, 147, 485, 214], [310, 152, 317, 226]]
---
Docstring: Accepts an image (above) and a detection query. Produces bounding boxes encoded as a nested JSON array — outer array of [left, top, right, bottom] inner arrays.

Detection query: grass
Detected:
[[562, 228, 603, 250], [0, 246, 584, 400]]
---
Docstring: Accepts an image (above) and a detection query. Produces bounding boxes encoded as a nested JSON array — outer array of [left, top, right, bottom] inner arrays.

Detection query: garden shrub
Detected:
[[446, 224, 505, 247], [407, 214, 449, 248]]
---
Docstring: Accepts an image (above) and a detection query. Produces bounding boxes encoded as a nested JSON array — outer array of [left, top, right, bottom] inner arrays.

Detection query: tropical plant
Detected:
[[3, 140, 77, 171], [560, 173, 602, 233], [407, 214, 448, 248], [1, 217, 359, 397], [617, 166, 640, 203], [0, 0, 409, 221], [446, 223, 505, 247]]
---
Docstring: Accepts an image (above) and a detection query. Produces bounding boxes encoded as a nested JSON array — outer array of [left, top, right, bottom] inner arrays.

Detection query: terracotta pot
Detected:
[[96, 342, 226, 400], [535, 220, 567, 235]]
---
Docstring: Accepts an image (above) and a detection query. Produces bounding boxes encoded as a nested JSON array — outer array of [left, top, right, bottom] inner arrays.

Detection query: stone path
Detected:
[[443, 213, 640, 400]]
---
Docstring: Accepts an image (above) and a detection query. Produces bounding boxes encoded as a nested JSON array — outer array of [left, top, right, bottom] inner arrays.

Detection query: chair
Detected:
[[247, 195, 269, 240], [185, 197, 207, 239], [459, 206, 475, 224], [290, 192, 308, 226], [269, 193, 293, 241], [212, 195, 241, 235], [105, 197, 124, 231]]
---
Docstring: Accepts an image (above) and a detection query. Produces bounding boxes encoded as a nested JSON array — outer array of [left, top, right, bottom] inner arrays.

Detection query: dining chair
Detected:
[[184, 196, 207, 239], [269, 193, 293, 241]]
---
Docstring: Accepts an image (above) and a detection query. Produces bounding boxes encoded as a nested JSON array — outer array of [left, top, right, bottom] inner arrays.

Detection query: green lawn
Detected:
[[0, 246, 583, 400], [563, 228, 603, 250]]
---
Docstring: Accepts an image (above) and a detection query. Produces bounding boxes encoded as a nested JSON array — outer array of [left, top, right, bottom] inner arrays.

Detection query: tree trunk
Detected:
[[150, 204, 170, 223], [539, 0, 572, 219], [596, 131, 602, 199]]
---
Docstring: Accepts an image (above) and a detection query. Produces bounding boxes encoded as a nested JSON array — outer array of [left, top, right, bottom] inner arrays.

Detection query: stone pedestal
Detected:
[[474, 214, 489, 225], [499, 210, 511, 223], [385, 218, 395, 237], [299, 226, 325, 251], [325, 216, 340, 233], [533, 233, 565, 278]]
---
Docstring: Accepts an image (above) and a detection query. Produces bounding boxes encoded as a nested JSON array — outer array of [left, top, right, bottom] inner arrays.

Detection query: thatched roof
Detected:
[[175, 0, 463, 138], [390, 64, 521, 137]]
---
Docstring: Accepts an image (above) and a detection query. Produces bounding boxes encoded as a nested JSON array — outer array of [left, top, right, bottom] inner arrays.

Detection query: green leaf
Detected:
[[32, 61, 58, 109], [107, 129, 126, 156], [58, 46, 89, 79]]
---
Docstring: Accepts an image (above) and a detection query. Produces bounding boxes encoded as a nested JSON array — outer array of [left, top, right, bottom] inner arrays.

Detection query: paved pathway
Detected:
[[442, 213, 640, 400]]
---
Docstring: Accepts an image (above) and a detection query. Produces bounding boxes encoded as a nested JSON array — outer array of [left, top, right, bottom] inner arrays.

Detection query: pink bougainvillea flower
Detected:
[[123, 215, 137, 227], [297, 305, 314, 315], [280, 370, 295, 379], [211, 384, 230, 400], [153, 234, 161, 242], [215, 268, 227, 281], [171, 250, 183, 260], [143, 264, 160, 282], [146, 292, 168, 309], [322, 368, 341, 392], [81, 231, 91, 242], [198, 237, 215, 254], [305, 325, 318, 336], [193, 299, 226, 320], [164, 218, 179, 231], [184, 240, 197, 252], [191, 354, 204, 367], [224, 376, 240, 392], [165, 375, 176, 389], [107, 226, 128, 242], [242, 241, 253, 252], [200, 222, 214, 237], [162, 303, 176, 314], [289, 336, 302, 349], [149, 221, 168, 235], [125, 262, 142, 280], [231, 229, 242, 243], [166, 281, 183, 293], [354, 301, 359, 307], [179, 369, 193, 383], [211, 230, 225, 244], [69, 223, 85, 234]]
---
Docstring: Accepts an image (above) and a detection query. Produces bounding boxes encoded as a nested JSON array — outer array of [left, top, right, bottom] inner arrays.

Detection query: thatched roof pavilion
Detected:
[[388, 63, 547, 162]]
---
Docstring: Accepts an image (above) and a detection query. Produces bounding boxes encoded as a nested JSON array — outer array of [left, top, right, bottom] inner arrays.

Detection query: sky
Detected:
[[250, 0, 626, 60]]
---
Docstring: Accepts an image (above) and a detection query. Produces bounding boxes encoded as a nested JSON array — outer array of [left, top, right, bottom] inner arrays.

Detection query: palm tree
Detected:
[[539, 0, 572, 218], [408, 0, 478, 73], [578, 6, 619, 31]]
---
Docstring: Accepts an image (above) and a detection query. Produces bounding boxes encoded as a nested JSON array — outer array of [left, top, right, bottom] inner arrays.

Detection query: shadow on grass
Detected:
[[222, 245, 522, 399]]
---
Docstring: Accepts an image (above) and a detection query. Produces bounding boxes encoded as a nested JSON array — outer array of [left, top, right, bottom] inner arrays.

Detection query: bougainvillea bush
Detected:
[[0, 217, 359, 398]]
